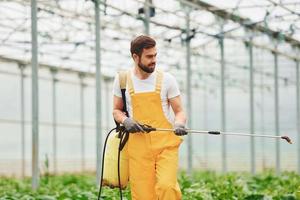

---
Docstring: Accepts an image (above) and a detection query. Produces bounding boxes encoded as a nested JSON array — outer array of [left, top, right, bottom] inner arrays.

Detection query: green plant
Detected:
[[0, 171, 299, 199]]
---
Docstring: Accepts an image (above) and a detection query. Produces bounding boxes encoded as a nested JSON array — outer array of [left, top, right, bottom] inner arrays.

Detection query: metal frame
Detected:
[[31, 0, 39, 189]]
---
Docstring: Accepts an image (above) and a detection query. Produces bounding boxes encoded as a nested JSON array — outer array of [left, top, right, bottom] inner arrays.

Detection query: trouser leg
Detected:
[[128, 135, 157, 200], [155, 146, 182, 200]]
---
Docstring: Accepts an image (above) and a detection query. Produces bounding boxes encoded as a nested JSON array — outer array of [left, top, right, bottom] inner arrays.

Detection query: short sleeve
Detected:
[[166, 73, 180, 99], [112, 73, 122, 97]]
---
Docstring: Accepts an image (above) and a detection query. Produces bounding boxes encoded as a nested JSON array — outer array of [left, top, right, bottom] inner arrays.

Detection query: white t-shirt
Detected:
[[113, 69, 180, 124]]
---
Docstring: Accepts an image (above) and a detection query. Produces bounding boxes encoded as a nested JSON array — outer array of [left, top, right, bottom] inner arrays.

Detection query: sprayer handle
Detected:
[[208, 131, 221, 135], [140, 124, 156, 133]]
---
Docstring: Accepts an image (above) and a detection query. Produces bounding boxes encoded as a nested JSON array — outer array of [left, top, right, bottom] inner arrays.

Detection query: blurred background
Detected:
[[0, 0, 299, 188]]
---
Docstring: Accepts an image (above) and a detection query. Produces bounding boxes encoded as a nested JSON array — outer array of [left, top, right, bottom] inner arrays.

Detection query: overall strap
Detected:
[[127, 70, 135, 96], [155, 70, 163, 93], [119, 71, 127, 90], [118, 71, 129, 117], [116, 70, 129, 151], [127, 69, 163, 94]]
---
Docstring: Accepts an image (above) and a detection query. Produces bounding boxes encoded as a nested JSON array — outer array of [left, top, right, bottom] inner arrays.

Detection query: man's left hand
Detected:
[[174, 123, 188, 136]]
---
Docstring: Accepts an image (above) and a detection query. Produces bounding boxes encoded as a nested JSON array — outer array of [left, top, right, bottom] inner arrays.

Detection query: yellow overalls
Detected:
[[126, 70, 183, 200]]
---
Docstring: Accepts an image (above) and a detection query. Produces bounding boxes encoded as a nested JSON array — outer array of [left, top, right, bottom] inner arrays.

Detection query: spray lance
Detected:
[[97, 123, 292, 200], [139, 124, 293, 144]]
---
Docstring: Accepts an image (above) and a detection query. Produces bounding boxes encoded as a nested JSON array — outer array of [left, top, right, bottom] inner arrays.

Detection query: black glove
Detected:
[[174, 123, 188, 136], [122, 118, 145, 133]]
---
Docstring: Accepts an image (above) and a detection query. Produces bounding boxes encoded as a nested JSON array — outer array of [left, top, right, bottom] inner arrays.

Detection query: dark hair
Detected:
[[130, 35, 156, 57]]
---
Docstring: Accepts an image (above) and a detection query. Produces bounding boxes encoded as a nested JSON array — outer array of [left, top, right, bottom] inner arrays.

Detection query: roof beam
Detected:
[[180, 0, 300, 48], [0, 54, 97, 77]]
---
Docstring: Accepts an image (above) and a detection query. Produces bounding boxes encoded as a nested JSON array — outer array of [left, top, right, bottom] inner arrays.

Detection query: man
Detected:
[[112, 35, 187, 200]]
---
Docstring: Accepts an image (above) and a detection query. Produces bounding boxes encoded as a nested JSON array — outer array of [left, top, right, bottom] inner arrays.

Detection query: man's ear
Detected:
[[132, 53, 139, 62]]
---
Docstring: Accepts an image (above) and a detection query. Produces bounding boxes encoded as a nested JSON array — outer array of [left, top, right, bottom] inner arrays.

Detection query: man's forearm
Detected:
[[113, 109, 128, 124], [174, 111, 187, 125]]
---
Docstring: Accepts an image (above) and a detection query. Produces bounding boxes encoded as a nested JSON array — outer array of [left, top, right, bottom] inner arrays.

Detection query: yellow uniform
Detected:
[[126, 70, 183, 200]]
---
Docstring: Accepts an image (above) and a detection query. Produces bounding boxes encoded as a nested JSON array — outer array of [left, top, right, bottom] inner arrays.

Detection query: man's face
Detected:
[[134, 47, 157, 73]]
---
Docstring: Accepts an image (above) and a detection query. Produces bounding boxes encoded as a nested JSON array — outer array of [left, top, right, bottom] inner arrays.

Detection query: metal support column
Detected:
[[273, 51, 280, 174], [260, 64, 266, 170], [31, 0, 39, 189], [203, 76, 208, 168], [79, 73, 85, 172], [50, 69, 57, 174], [219, 35, 227, 173], [104, 77, 110, 133], [296, 60, 300, 174], [144, 0, 150, 35], [185, 8, 193, 174], [95, 0, 102, 185], [248, 40, 255, 174], [19, 64, 26, 178]]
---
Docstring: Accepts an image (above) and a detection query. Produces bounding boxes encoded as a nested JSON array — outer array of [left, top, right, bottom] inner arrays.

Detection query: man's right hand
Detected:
[[122, 118, 145, 133]]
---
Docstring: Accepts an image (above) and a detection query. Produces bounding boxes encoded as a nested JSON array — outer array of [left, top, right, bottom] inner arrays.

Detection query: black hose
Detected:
[[97, 127, 117, 200], [118, 132, 124, 199], [118, 128, 130, 199]]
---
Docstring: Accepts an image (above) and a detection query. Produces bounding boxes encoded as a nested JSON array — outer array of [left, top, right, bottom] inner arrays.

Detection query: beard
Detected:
[[138, 61, 155, 73]]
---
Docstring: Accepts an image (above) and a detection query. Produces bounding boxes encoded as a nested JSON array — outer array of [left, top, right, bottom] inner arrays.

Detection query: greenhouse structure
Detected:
[[0, 0, 299, 198]]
